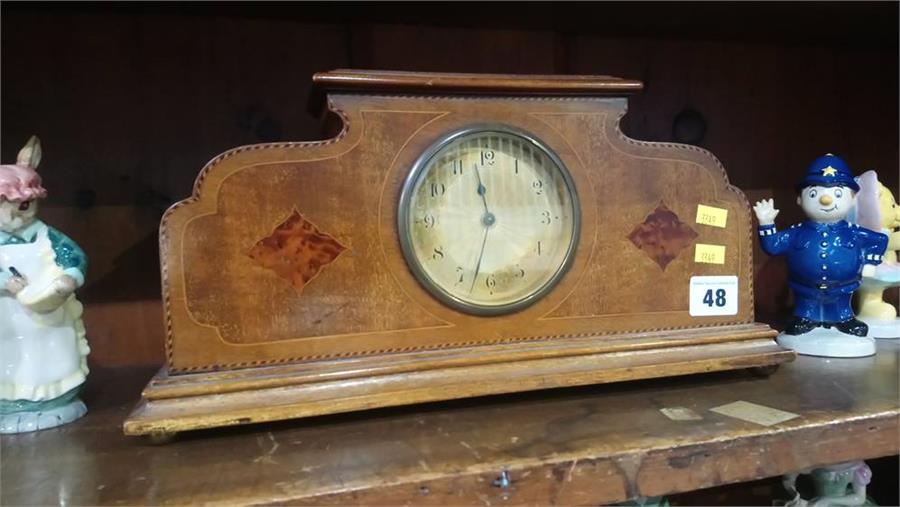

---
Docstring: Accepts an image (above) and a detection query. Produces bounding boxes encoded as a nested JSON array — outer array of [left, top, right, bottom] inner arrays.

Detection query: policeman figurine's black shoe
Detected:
[[784, 317, 820, 335], [834, 318, 869, 337]]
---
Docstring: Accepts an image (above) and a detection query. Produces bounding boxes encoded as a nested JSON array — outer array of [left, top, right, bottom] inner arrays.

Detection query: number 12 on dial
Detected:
[[398, 126, 580, 315]]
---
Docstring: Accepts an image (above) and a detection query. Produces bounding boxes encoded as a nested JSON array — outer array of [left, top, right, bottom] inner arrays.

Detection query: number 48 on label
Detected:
[[690, 276, 738, 316], [702, 288, 727, 307]]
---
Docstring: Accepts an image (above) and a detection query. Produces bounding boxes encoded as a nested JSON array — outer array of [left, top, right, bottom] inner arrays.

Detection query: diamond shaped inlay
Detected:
[[628, 203, 698, 270], [248, 211, 347, 292]]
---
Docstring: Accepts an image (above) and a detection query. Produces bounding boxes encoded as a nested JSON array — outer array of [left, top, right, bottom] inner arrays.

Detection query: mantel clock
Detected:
[[125, 70, 793, 436]]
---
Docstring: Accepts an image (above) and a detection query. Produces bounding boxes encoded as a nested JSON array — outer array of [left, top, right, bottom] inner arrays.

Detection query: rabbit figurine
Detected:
[[1, 136, 90, 433]]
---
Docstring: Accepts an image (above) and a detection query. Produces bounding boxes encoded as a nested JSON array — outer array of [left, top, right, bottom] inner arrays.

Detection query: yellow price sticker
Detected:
[[696, 204, 728, 228], [695, 244, 726, 264]]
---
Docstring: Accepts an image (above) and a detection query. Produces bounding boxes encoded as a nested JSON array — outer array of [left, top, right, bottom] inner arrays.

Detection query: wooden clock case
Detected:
[[124, 70, 793, 436]]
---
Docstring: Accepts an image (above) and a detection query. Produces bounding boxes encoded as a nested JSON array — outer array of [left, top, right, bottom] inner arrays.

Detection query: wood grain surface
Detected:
[[124, 329, 791, 435], [161, 74, 766, 372], [122, 70, 791, 434], [5, 342, 898, 506]]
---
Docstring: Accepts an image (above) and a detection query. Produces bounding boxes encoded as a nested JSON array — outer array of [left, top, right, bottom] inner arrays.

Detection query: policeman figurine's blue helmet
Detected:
[[795, 153, 860, 193]]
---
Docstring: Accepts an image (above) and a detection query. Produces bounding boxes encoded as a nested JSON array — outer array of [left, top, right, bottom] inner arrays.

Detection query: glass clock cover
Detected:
[[399, 126, 579, 315]]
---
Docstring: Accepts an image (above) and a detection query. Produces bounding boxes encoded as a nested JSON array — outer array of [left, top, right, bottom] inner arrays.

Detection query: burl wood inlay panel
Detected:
[[628, 203, 699, 270], [248, 210, 347, 292], [162, 93, 755, 372]]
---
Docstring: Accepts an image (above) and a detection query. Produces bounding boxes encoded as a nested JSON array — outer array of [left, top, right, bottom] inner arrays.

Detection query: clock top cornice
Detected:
[[312, 69, 644, 97]]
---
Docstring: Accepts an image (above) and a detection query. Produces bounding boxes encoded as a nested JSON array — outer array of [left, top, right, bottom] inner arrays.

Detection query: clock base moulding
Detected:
[[125, 70, 793, 436], [124, 323, 790, 436]]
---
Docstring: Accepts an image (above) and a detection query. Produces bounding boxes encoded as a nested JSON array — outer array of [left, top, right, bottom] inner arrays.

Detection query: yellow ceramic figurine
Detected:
[[854, 170, 900, 338]]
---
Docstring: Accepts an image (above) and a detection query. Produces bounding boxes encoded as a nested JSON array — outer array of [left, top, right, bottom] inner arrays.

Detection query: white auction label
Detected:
[[689, 275, 738, 316]]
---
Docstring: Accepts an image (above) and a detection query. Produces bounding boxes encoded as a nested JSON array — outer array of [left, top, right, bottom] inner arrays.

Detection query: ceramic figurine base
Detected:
[[859, 317, 900, 339], [779, 461, 875, 507], [777, 329, 876, 358], [858, 271, 900, 339], [0, 399, 86, 434], [616, 496, 670, 507]]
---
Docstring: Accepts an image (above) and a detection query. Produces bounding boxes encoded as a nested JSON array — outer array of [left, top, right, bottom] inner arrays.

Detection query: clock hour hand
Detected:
[[473, 163, 489, 214]]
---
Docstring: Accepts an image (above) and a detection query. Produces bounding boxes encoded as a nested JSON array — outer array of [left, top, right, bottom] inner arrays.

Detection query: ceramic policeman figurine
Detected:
[[0, 136, 90, 433], [851, 170, 900, 338], [753, 154, 888, 357]]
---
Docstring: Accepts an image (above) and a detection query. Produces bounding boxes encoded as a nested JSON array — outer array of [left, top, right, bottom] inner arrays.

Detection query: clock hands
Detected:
[[470, 163, 496, 294]]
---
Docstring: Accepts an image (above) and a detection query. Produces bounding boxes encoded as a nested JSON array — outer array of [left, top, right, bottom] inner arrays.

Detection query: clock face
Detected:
[[398, 126, 580, 315]]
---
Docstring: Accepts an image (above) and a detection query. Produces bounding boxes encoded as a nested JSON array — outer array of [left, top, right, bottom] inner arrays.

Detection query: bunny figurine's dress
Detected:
[[0, 220, 89, 433]]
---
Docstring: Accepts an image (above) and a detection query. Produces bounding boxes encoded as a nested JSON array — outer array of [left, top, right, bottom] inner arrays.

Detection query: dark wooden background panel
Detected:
[[1, 2, 896, 366], [352, 24, 564, 74], [1, 8, 349, 206], [569, 37, 899, 192]]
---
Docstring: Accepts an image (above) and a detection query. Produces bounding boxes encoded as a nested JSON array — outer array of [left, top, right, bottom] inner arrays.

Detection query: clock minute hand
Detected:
[[469, 227, 490, 295]]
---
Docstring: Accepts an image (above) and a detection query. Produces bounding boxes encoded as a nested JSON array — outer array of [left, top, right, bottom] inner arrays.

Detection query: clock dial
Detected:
[[399, 127, 579, 315]]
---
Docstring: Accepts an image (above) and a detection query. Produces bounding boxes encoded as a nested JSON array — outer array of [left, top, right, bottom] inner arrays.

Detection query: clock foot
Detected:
[[147, 431, 178, 445], [748, 364, 780, 378]]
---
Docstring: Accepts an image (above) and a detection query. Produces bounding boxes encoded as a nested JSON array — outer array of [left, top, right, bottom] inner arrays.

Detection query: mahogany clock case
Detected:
[[124, 70, 792, 436]]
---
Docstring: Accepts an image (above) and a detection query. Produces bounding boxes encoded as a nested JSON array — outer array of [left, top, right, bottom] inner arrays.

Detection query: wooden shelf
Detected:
[[2, 342, 898, 506]]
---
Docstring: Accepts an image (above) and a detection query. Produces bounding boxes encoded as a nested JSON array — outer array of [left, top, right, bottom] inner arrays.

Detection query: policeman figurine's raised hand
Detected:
[[753, 154, 888, 357]]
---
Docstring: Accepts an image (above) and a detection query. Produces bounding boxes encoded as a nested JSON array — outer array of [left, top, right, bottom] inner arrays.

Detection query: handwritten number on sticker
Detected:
[[695, 204, 728, 228], [695, 244, 726, 264]]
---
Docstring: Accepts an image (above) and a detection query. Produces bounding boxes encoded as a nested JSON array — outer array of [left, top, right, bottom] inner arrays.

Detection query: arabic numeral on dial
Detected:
[[516, 265, 525, 278], [430, 183, 445, 197], [422, 215, 436, 228], [452, 160, 464, 175], [456, 266, 464, 284], [481, 150, 495, 166], [541, 210, 552, 225], [485, 274, 496, 294], [702, 289, 727, 307], [432, 246, 444, 261], [532, 179, 543, 195]]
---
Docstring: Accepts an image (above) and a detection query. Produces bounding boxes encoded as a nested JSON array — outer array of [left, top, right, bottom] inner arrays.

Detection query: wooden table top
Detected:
[[3, 342, 898, 506]]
